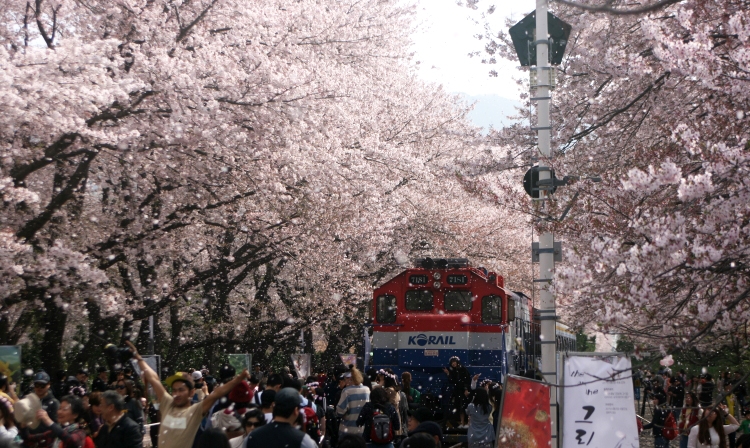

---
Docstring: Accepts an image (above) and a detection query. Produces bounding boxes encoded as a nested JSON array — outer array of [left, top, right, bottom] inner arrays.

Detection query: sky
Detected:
[[411, 0, 536, 101]]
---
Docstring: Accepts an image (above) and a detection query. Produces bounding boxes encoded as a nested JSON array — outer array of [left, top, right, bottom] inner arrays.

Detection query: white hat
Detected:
[[14, 394, 41, 430], [191, 371, 203, 381]]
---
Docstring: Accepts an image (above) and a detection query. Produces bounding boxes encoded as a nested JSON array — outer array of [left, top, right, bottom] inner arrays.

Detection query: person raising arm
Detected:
[[125, 341, 250, 448]]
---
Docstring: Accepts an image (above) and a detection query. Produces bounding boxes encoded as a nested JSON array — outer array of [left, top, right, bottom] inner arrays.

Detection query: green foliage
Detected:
[[576, 332, 596, 352]]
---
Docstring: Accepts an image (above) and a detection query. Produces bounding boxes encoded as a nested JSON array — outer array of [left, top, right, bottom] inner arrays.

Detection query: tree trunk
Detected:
[[40, 299, 67, 375]]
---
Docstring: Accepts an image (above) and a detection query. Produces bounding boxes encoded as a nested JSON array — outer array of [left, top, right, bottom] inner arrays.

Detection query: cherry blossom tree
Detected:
[[468, 0, 750, 354], [1, 0, 530, 372]]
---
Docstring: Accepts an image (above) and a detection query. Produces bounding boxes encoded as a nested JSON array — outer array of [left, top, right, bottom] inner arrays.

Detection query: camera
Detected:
[[104, 343, 134, 364]]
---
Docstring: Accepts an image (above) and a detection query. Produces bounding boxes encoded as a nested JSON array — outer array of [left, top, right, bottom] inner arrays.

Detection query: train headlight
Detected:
[[433, 281, 441, 289], [433, 272, 441, 280]]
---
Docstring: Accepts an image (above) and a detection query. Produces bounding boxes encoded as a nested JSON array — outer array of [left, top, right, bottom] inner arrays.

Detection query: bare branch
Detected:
[[551, 0, 682, 15]]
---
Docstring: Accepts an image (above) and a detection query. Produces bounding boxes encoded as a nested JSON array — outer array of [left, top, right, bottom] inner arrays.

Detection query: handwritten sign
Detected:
[[562, 355, 639, 448]]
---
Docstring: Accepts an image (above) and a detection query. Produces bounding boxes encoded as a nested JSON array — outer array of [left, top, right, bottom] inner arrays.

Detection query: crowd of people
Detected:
[[636, 367, 750, 448], [0, 347, 503, 448]]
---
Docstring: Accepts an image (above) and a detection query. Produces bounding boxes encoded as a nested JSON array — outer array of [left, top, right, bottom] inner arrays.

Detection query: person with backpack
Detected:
[[356, 387, 400, 448], [643, 390, 674, 448]]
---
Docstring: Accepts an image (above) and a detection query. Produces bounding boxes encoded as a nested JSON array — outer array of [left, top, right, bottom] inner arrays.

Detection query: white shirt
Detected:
[[687, 424, 739, 448]]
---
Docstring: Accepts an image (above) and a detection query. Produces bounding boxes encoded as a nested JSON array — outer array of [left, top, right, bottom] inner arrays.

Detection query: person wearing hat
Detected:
[[643, 390, 671, 448], [244, 387, 318, 448], [190, 371, 208, 403], [25, 370, 60, 446], [92, 367, 109, 393], [125, 341, 250, 448]]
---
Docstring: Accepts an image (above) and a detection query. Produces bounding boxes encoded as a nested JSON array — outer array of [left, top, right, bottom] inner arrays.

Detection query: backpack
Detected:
[[301, 402, 321, 444], [662, 411, 678, 440], [370, 407, 394, 444]]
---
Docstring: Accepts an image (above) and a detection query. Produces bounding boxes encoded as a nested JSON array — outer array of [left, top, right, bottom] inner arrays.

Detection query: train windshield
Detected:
[[405, 290, 433, 311], [376, 295, 397, 323], [444, 290, 472, 311], [481, 295, 502, 323]]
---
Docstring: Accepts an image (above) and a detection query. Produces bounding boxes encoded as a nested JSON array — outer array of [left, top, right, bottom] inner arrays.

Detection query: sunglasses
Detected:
[[115, 385, 127, 389]]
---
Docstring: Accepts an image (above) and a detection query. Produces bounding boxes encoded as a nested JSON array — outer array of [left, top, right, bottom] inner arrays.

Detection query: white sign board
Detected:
[[563, 355, 639, 448]]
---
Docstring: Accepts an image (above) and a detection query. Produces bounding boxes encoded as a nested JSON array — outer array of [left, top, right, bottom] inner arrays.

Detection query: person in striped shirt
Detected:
[[336, 367, 370, 436]]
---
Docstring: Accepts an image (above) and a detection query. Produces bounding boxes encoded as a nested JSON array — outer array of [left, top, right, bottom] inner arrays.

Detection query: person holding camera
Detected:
[[687, 404, 739, 448], [124, 341, 250, 448]]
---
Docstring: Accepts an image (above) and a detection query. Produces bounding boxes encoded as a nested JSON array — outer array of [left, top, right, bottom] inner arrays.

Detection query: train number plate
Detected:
[[424, 350, 439, 356]]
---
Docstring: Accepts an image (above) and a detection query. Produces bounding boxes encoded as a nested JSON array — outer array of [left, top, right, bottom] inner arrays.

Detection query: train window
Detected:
[[444, 290, 472, 311], [405, 290, 433, 311], [507, 298, 516, 321], [482, 295, 502, 323], [376, 295, 397, 323]]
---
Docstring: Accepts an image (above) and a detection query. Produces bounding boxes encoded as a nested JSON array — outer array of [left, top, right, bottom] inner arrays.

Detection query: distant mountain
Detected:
[[457, 93, 522, 133]]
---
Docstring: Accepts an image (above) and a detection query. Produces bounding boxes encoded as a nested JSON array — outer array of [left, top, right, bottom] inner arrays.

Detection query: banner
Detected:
[[291, 354, 311, 379], [228, 354, 252, 373], [562, 355, 639, 448], [339, 354, 357, 368], [0, 346, 21, 384], [496, 375, 551, 448]]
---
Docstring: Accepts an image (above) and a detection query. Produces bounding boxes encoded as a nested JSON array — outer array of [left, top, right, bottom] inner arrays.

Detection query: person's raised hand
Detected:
[[239, 369, 250, 380], [36, 409, 52, 427], [472, 373, 481, 381], [124, 341, 142, 361]]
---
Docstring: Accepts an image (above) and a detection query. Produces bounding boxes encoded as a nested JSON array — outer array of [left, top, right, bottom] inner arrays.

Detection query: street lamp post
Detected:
[[510, 4, 571, 448]]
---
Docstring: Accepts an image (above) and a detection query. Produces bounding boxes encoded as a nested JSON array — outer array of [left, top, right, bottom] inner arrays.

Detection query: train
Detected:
[[365, 257, 576, 396]]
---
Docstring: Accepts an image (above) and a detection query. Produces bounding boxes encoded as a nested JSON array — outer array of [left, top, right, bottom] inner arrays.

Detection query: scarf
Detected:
[[53, 423, 79, 448]]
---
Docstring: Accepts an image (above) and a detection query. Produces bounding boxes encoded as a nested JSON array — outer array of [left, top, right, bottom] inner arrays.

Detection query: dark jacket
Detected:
[[40, 392, 60, 423], [447, 364, 471, 394], [356, 402, 400, 443], [94, 415, 143, 448], [643, 406, 669, 438], [245, 421, 305, 448], [91, 378, 109, 393]]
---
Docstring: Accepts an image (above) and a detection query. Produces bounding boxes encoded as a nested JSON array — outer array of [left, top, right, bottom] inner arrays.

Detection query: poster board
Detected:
[[228, 354, 252, 373], [0, 346, 22, 384], [291, 354, 311, 379], [496, 375, 551, 448], [339, 354, 357, 368], [562, 354, 639, 448]]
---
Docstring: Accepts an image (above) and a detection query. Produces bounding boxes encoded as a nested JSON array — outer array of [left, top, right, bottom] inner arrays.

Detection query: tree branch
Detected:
[[551, 0, 682, 15]]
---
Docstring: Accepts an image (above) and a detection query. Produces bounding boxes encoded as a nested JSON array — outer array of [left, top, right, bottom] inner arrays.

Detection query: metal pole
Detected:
[[148, 314, 155, 355], [534, 1, 558, 446]]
